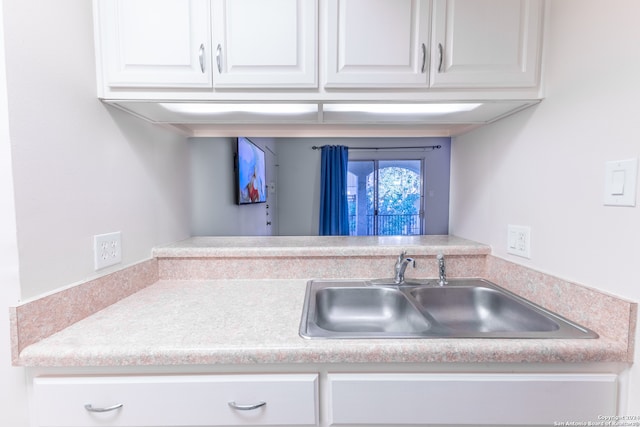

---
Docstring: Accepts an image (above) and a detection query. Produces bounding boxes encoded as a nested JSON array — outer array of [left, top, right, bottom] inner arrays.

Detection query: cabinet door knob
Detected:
[[437, 43, 444, 73], [216, 44, 223, 74], [84, 403, 124, 413], [228, 401, 267, 411], [198, 43, 206, 73], [421, 43, 427, 73]]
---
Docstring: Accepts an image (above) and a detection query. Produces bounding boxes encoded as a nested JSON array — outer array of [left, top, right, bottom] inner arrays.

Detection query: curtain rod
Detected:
[[311, 145, 441, 151]]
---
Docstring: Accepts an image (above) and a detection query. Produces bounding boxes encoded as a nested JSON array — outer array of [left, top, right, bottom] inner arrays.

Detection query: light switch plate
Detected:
[[507, 225, 531, 259], [604, 158, 637, 206]]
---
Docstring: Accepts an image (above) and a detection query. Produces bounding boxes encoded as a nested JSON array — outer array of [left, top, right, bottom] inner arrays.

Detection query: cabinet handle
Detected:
[[228, 401, 267, 411], [84, 403, 124, 413], [421, 43, 427, 73], [216, 44, 222, 74], [198, 43, 205, 73], [437, 43, 444, 73]]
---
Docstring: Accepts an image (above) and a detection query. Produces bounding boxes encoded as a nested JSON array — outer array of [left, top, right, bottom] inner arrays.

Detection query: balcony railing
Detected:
[[349, 214, 421, 236]]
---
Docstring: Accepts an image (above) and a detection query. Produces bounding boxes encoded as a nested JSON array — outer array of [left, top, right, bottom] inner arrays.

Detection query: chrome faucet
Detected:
[[437, 252, 448, 286], [394, 251, 416, 284]]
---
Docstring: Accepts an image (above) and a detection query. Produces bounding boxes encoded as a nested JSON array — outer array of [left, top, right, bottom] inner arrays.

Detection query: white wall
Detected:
[[190, 137, 277, 236], [0, 2, 28, 425], [1, 1, 191, 423], [277, 137, 451, 236], [450, 0, 640, 412], [3, 0, 191, 299]]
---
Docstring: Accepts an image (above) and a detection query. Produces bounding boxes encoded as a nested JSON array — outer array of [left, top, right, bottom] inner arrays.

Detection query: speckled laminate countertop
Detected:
[[16, 278, 630, 367], [152, 235, 492, 258]]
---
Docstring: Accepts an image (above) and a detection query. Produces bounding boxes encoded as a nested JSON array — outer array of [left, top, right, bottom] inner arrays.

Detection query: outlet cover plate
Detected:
[[507, 225, 531, 259], [94, 231, 122, 270]]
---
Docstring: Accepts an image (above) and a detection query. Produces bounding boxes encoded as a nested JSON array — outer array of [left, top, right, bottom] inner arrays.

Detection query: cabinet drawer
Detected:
[[328, 373, 617, 425], [34, 374, 318, 427]]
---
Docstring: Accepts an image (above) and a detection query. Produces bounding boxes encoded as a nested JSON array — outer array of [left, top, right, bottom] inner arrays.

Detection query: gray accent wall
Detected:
[[277, 137, 451, 236], [190, 137, 278, 236], [190, 137, 451, 236]]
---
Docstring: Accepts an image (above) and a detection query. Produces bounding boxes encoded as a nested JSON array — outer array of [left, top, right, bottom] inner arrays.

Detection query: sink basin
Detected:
[[299, 279, 598, 339], [411, 286, 560, 334], [314, 287, 430, 335]]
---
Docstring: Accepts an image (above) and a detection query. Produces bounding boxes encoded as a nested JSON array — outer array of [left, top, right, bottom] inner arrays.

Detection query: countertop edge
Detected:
[[152, 246, 492, 258], [152, 236, 492, 258], [16, 338, 631, 367]]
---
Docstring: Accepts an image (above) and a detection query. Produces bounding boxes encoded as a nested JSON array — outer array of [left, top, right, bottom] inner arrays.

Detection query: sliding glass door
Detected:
[[347, 159, 423, 236]]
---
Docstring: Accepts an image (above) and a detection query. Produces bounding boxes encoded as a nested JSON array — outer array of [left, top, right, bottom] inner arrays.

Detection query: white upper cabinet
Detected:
[[324, 0, 431, 88], [93, 0, 546, 109], [211, 0, 318, 88], [430, 0, 544, 88], [96, 0, 212, 89]]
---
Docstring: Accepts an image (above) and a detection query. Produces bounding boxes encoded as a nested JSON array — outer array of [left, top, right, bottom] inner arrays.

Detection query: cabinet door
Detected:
[[211, 0, 318, 88], [325, 0, 431, 88], [96, 0, 212, 89], [328, 373, 617, 425], [430, 0, 544, 88], [33, 374, 319, 427]]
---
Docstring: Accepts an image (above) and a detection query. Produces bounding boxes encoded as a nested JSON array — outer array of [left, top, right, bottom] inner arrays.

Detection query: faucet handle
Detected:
[[394, 251, 415, 284], [437, 252, 447, 286]]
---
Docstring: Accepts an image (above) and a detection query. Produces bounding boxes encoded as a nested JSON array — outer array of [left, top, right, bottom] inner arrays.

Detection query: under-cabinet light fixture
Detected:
[[159, 102, 483, 116], [159, 103, 318, 115], [322, 103, 482, 115]]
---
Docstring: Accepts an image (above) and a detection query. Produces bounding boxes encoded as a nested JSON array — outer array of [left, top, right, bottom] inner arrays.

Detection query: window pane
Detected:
[[348, 159, 422, 236], [377, 160, 421, 235]]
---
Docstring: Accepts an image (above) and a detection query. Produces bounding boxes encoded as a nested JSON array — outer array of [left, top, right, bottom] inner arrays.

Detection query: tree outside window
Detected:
[[348, 160, 423, 236]]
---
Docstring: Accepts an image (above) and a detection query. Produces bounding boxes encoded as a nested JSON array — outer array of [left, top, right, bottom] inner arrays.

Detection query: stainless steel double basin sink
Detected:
[[299, 279, 598, 339]]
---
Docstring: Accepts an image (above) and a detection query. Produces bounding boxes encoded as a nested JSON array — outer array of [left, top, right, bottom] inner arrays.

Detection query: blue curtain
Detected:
[[319, 145, 350, 235]]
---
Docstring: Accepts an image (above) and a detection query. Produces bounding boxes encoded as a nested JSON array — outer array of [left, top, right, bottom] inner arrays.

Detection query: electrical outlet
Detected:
[[507, 225, 531, 259], [94, 231, 122, 270]]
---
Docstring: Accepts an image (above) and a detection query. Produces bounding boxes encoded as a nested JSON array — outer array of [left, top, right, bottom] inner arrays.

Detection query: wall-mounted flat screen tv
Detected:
[[236, 137, 267, 205]]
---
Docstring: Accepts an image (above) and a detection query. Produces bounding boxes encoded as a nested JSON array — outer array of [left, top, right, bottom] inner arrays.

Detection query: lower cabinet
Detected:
[[33, 374, 319, 427], [32, 371, 618, 427], [327, 373, 617, 426]]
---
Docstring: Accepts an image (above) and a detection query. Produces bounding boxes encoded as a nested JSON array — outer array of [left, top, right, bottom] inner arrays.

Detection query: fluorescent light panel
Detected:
[[158, 102, 483, 117], [322, 103, 482, 114], [159, 103, 318, 115]]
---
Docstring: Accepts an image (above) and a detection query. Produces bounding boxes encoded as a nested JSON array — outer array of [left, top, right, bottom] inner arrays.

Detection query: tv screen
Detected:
[[236, 137, 267, 204]]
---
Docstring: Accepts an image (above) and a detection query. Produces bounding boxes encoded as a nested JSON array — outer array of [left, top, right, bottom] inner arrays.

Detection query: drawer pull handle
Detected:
[[84, 403, 124, 413], [198, 43, 206, 73], [228, 401, 267, 411], [216, 44, 222, 73]]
